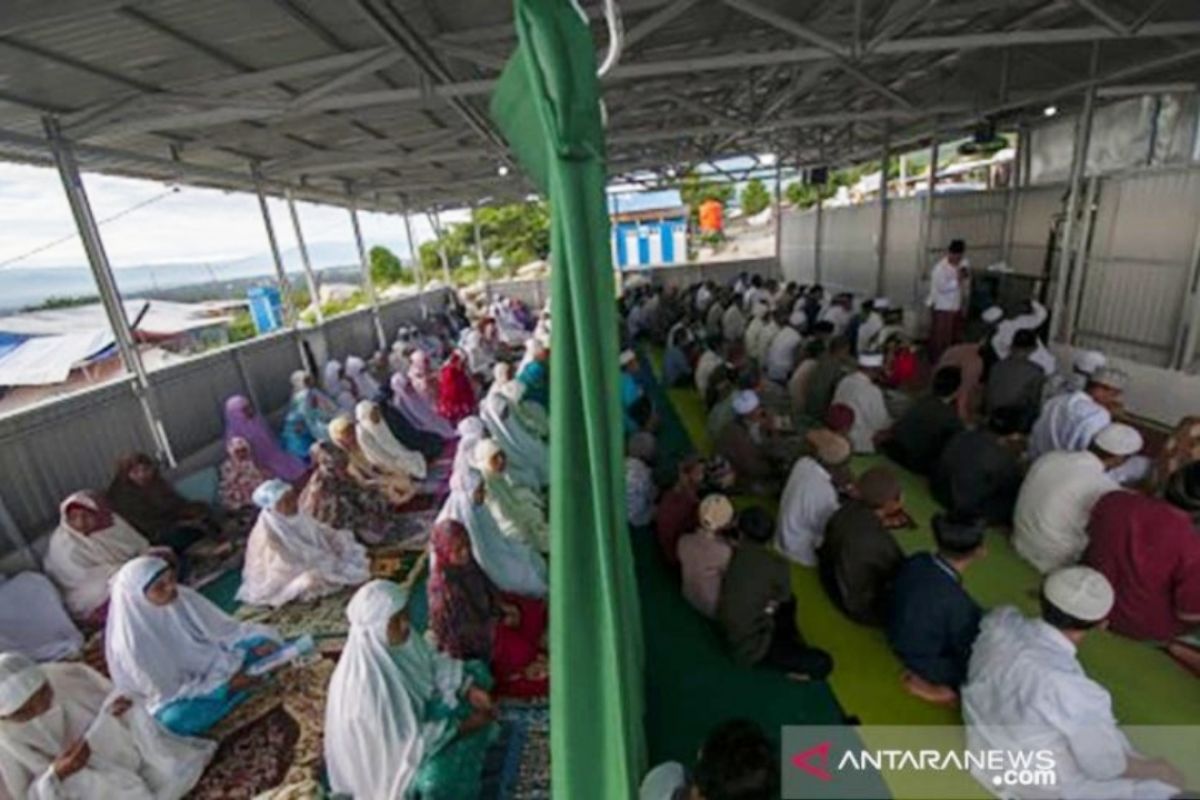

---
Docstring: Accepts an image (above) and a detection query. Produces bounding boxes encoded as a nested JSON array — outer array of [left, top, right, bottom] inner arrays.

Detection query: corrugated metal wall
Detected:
[[882, 197, 923, 305], [1074, 168, 1200, 366], [1008, 184, 1065, 276], [780, 209, 817, 284], [929, 190, 1009, 273], [819, 203, 879, 294]]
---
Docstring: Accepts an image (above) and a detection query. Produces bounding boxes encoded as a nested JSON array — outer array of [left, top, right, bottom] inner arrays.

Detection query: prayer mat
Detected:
[[190, 658, 333, 800], [481, 699, 550, 800], [235, 590, 356, 655], [384, 507, 440, 548]]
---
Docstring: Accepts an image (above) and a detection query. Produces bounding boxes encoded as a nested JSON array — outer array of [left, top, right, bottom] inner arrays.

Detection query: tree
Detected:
[[368, 245, 408, 286], [740, 178, 771, 216]]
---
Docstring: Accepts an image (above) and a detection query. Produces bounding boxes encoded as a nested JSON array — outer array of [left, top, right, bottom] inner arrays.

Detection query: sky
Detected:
[[0, 161, 466, 271]]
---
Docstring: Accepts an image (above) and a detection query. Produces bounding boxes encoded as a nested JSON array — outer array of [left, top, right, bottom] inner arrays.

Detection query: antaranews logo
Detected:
[[781, 726, 1058, 800]]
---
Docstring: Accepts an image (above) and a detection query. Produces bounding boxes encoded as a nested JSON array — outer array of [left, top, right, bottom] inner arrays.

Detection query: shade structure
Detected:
[[491, 1, 647, 797]]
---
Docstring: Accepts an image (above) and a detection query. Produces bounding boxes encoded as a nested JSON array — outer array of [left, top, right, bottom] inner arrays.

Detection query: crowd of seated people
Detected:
[[623, 259, 1197, 799], [0, 292, 568, 799]]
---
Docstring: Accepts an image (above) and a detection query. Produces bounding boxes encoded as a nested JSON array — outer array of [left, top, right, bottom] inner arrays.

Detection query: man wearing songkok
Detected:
[[678, 495, 736, 619], [962, 567, 1185, 799], [1013, 423, 1141, 573], [883, 365, 963, 475]]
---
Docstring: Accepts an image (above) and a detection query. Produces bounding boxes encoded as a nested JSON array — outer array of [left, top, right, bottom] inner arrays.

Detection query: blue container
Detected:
[[247, 286, 284, 335]]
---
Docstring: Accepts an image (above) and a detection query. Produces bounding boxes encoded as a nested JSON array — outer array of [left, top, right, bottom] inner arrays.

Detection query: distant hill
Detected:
[[0, 241, 403, 312]]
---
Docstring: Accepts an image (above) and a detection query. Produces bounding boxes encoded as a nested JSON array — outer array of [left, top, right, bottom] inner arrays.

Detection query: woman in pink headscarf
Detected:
[[389, 372, 457, 440], [407, 350, 439, 408], [222, 395, 307, 483]]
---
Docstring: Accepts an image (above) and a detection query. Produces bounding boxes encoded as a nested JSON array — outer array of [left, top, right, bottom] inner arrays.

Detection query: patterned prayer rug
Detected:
[[482, 699, 551, 800], [189, 658, 333, 799]]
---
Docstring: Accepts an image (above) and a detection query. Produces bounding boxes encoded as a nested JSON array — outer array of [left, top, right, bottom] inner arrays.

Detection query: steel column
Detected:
[[876, 123, 890, 295], [918, 130, 940, 302], [252, 174, 296, 328], [428, 209, 453, 287], [1063, 175, 1099, 344], [773, 162, 783, 266], [1049, 48, 1099, 342], [42, 116, 176, 466], [349, 204, 388, 350], [1172, 201, 1200, 370], [285, 190, 325, 325], [401, 206, 427, 316], [1001, 124, 1025, 264], [814, 189, 824, 284], [473, 202, 489, 300]]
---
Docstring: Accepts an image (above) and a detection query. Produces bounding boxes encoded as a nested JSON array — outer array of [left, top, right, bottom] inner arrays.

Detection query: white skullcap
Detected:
[[1090, 366, 1128, 391], [731, 390, 760, 415], [1073, 349, 1107, 375], [788, 311, 806, 327], [858, 352, 884, 368], [872, 297, 891, 309], [698, 494, 735, 531], [981, 306, 1004, 324], [619, 349, 637, 366], [1093, 423, 1143, 456], [1043, 566, 1114, 622]]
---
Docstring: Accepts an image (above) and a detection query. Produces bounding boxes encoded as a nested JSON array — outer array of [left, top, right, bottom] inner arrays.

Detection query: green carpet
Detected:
[[651, 349, 1200, 795]]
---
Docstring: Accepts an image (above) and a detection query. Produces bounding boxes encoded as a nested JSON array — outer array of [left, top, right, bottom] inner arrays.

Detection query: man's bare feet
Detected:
[[901, 671, 959, 707]]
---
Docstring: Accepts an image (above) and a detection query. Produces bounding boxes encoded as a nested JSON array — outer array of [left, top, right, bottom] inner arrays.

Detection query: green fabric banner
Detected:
[[490, 1, 646, 797]]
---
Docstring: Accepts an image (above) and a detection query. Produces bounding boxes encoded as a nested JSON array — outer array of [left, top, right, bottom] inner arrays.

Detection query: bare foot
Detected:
[[901, 672, 959, 707], [1166, 641, 1200, 678]]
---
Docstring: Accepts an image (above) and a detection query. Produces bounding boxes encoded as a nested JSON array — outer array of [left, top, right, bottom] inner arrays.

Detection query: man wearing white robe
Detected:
[[721, 302, 746, 344], [0, 653, 214, 800], [963, 568, 1183, 800], [765, 312, 805, 383], [776, 431, 850, 566], [831, 353, 893, 454]]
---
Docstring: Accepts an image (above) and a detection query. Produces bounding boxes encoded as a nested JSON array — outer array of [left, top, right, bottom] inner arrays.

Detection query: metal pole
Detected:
[[918, 128, 940, 303], [1063, 175, 1099, 344], [876, 123, 891, 296], [1001, 124, 1024, 265], [773, 161, 783, 269], [1049, 46, 1099, 343], [349, 203, 388, 350], [42, 116, 176, 466], [472, 201, 489, 300], [285, 190, 325, 325], [1173, 209, 1200, 371], [814, 187, 824, 284], [428, 209, 453, 287], [401, 205, 428, 316], [252, 174, 296, 329]]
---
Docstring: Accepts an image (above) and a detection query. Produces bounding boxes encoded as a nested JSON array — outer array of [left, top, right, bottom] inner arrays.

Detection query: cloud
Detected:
[[0, 161, 465, 270]]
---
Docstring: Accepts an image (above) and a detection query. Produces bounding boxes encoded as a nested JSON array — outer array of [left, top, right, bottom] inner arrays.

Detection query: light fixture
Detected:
[[1042, 105, 1058, 118], [497, 164, 510, 176], [665, 167, 677, 178]]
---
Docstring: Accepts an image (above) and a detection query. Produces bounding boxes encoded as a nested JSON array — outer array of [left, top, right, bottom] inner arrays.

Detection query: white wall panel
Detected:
[[780, 208, 817, 285]]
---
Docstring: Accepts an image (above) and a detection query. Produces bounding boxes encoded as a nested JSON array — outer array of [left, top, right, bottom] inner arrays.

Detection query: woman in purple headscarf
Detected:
[[223, 395, 307, 483], [390, 372, 457, 440]]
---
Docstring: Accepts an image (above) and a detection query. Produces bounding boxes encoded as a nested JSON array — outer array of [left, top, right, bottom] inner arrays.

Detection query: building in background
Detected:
[[608, 190, 689, 269]]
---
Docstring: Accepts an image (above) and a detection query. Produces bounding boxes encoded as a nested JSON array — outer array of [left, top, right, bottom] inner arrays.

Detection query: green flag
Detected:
[[490, 1, 646, 797]]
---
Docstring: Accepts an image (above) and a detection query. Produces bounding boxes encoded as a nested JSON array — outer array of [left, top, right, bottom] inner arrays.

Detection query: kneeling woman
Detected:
[[105, 556, 281, 737], [325, 580, 499, 800], [0, 652, 214, 799], [237, 480, 370, 608]]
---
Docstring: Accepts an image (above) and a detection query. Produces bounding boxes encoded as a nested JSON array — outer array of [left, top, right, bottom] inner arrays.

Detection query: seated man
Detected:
[[713, 390, 792, 494], [886, 513, 985, 705], [640, 720, 778, 800], [817, 467, 906, 626], [804, 334, 851, 421], [1028, 365, 1127, 461], [1084, 462, 1200, 642], [931, 407, 1025, 525], [776, 429, 852, 566], [962, 567, 1185, 799], [831, 352, 893, 454], [655, 455, 706, 567], [716, 509, 832, 678], [693, 337, 725, 399], [985, 328, 1046, 432], [678, 495, 736, 619], [1013, 423, 1140, 573], [882, 366, 963, 475], [765, 309, 805, 383]]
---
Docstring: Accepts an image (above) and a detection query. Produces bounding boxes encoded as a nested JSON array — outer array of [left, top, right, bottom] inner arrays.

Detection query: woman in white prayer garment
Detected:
[[0, 574, 83, 663], [236, 480, 370, 608], [0, 652, 214, 800], [324, 580, 499, 800]]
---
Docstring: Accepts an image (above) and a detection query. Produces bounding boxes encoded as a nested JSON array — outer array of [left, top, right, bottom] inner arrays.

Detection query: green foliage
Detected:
[[369, 245, 411, 286], [413, 201, 551, 282], [227, 309, 257, 343], [740, 178, 771, 216], [679, 171, 733, 219], [784, 181, 837, 209], [22, 295, 98, 312]]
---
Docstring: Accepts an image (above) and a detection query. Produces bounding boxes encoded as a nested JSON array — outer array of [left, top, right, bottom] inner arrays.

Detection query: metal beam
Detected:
[[349, 203, 388, 350], [624, 0, 701, 50], [427, 210, 453, 286], [286, 191, 325, 325], [291, 50, 405, 108], [720, 0, 850, 57], [876, 123, 890, 296], [867, 0, 943, 51], [253, 172, 297, 329], [42, 115, 176, 467], [1073, 0, 1130, 35]]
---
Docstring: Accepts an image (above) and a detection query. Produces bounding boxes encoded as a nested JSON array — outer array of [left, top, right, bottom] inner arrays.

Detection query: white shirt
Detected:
[[751, 320, 780, 364], [819, 304, 853, 336], [857, 312, 884, 354], [991, 301, 1049, 358], [927, 257, 966, 312], [695, 350, 724, 397], [1028, 391, 1111, 461], [743, 315, 765, 353], [963, 607, 1178, 800], [744, 286, 771, 310], [832, 372, 892, 454], [776, 458, 840, 566], [1012, 451, 1118, 574], [721, 305, 746, 342], [766, 327, 803, 382]]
